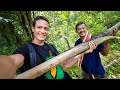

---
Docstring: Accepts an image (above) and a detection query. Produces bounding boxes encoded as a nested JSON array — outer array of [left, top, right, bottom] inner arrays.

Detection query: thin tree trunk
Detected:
[[26, 11, 32, 40], [32, 11, 35, 19], [19, 11, 30, 38], [105, 59, 119, 69]]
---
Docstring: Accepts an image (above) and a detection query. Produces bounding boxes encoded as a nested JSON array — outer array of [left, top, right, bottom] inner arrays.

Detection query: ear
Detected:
[[75, 30, 78, 33], [32, 26, 34, 32]]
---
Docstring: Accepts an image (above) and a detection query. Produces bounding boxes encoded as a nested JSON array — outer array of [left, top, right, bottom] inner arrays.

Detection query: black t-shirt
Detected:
[[13, 43, 72, 79]]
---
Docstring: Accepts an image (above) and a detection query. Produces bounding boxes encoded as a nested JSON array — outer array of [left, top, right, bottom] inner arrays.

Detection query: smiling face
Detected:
[[76, 23, 87, 38], [32, 19, 49, 42]]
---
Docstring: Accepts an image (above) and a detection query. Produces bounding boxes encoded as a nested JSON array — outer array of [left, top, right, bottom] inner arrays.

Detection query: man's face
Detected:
[[76, 24, 87, 37], [32, 19, 49, 41]]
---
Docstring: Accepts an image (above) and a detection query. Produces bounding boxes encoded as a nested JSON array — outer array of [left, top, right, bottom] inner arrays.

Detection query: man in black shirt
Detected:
[[0, 16, 73, 79]]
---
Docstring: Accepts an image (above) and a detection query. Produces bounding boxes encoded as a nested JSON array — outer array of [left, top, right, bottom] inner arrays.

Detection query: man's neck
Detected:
[[80, 36, 85, 41], [32, 38, 45, 46]]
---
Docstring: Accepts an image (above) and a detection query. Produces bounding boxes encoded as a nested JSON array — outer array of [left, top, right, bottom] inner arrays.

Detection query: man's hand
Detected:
[[111, 28, 119, 36], [85, 41, 97, 54], [0, 55, 17, 79], [0, 54, 24, 79]]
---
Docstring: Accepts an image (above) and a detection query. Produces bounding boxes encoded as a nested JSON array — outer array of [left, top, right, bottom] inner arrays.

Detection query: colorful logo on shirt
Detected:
[[44, 56, 64, 79]]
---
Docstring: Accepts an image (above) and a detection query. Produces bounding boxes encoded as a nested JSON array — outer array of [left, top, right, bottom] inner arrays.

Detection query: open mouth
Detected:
[[80, 31, 85, 35], [38, 34, 46, 38]]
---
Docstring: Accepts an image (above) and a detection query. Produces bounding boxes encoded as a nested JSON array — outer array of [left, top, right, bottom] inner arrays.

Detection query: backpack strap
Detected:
[[27, 43, 59, 68], [45, 43, 59, 56], [27, 43, 37, 68]]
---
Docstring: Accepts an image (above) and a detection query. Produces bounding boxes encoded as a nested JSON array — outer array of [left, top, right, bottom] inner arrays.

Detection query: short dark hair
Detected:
[[32, 16, 49, 27], [75, 22, 87, 31]]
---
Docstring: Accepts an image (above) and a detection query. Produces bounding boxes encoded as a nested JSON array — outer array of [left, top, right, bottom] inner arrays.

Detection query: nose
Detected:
[[40, 27, 47, 34], [79, 29, 84, 33]]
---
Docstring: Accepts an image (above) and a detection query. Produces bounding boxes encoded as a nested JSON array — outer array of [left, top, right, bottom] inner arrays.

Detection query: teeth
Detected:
[[80, 32, 84, 34], [81, 31, 85, 33], [39, 34, 45, 38]]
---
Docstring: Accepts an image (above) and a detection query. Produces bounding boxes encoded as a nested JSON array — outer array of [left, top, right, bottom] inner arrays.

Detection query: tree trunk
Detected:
[[14, 21, 120, 79], [19, 11, 31, 38], [26, 11, 32, 40]]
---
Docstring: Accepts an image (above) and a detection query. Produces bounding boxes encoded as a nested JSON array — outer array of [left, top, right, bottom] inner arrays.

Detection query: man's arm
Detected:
[[0, 54, 24, 79], [100, 29, 118, 56], [61, 41, 97, 71], [8, 54, 24, 69], [100, 41, 110, 56], [60, 55, 80, 71]]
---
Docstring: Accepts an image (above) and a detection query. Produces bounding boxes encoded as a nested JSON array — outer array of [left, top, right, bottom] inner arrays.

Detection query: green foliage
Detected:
[[67, 64, 83, 79], [0, 45, 18, 55], [106, 61, 120, 79]]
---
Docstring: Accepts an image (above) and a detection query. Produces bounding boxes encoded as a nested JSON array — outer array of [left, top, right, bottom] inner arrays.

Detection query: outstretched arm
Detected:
[[100, 29, 118, 56], [8, 54, 24, 69], [0, 54, 24, 79], [60, 55, 80, 71], [100, 40, 110, 56]]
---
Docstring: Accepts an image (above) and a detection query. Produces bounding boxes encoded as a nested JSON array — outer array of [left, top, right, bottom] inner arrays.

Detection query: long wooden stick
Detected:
[[14, 36, 119, 79]]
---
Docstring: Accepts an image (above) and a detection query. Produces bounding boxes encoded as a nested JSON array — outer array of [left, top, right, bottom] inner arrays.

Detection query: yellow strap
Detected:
[[51, 67, 56, 78], [49, 50, 56, 78]]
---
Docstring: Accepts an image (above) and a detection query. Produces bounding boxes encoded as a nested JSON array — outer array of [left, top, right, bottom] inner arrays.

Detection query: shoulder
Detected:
[[45, 43, 56, 49], [45, 43, 59, 55], [97, 42, 104, 52], [48, 44, 56, 49], [13, 43, 30, 55], [75, 38, 82, 46]]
